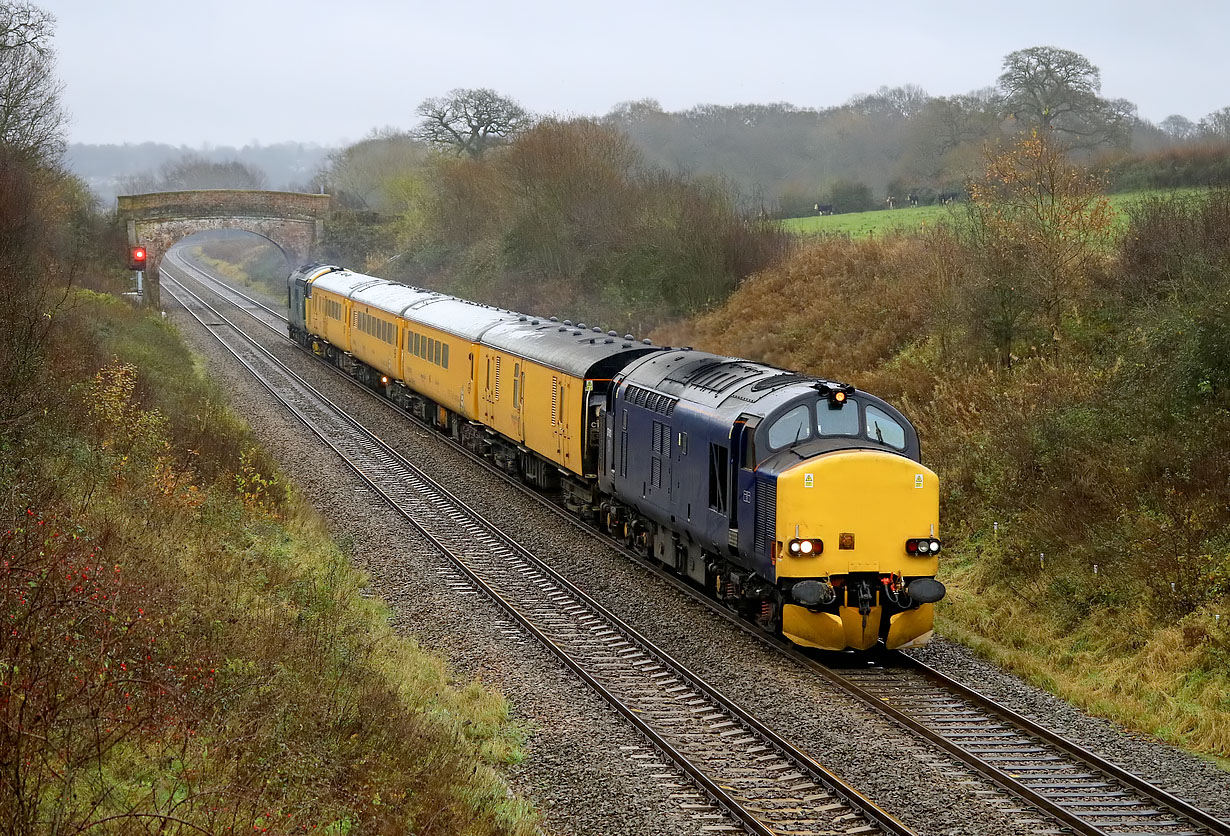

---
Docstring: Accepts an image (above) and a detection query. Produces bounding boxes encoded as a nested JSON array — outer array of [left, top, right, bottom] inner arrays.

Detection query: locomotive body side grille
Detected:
[[754, 477, 776, 563]]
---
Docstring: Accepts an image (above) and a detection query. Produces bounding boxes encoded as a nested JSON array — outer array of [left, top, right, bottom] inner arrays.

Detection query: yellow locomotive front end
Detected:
[[773, 450, 943, 651]]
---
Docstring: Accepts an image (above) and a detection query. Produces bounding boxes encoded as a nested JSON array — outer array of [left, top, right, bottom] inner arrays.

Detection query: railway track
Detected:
[[162, 252, 1230, 836], [159, 264, 913, 836]]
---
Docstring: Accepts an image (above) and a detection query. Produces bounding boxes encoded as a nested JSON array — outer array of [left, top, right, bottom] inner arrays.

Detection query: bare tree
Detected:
[[158, 154, 268, 189], [324, 128, 426, 210], [0, 1, 66, 163], [1159, 114, 1198, 141], [412, 88, 531, 158], [998, 46, 1133, 149], [1199, 106, 1230, 140], [120, 153, 270, 193]]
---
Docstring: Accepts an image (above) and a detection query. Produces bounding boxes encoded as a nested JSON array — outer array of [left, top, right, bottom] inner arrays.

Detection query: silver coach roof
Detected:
[[350, 281, 438, 316], [403, 297, 520, 341], [308, 267, 520, 340], [484, 319, 659, 378], [306, 265, 655, 369]]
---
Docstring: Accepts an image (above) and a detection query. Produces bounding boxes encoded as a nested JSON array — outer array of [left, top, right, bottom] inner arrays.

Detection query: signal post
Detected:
[[123, 223, 159, 309]]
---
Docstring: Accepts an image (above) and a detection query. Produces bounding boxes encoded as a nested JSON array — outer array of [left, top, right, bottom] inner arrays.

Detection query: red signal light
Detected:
[[128, 246, 148, 270]]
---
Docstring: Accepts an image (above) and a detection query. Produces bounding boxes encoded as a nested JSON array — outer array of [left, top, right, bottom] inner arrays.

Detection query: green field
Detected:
[[781, 188, 1206, 237]]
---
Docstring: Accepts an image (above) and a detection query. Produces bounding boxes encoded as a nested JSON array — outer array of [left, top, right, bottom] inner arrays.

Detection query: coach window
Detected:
[[817, 397, 860, 436], [767, 404, 812, 449], [865, 405, 906, 449], [442, 344, 449, 369], [434, 340, 442, 366]]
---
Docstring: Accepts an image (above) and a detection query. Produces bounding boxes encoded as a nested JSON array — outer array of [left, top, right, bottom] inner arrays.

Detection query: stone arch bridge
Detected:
[[117, 190, 330, 308]]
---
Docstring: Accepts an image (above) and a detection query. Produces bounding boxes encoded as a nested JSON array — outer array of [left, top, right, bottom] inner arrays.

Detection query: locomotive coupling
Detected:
[[791, 579, 837, 607], [905, 577, 946, 603]]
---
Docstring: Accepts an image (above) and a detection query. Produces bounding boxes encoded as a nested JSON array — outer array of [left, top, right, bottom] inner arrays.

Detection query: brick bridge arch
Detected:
[[117, 190, 330, 307]]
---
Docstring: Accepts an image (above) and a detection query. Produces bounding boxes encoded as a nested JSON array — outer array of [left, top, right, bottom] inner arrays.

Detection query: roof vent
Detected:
[[518, 315, 527, 322], [608, 330, 617, 337], [623, 343, 632, 348], [577, 322, 586, 329], [573, 330, 581, 336], [624, 334, 634, 340], [604, 338, 614, 344], [564, 320, 573, 326], [642, 339, 652, 345], [558, 327, 567, 332], [592, 326, 602, 333], [550, 316, 558, 322], [531, 319, 540, 325]]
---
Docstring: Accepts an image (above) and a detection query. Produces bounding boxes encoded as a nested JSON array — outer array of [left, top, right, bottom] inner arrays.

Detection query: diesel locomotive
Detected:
[[288, 264, 945, 651]]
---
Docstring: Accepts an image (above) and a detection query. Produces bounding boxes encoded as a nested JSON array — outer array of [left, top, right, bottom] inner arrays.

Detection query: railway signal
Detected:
[[127, 245, 148, 271]]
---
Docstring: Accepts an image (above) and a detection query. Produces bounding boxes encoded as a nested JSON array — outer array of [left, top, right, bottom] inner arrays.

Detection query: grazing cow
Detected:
[[938, 191, 960, 205], [814, 203, 835, 215], [885, 196, 897, 210], [908, 193, 919, 207]]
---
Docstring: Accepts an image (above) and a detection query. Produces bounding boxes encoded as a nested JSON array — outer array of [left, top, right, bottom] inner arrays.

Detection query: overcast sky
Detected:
[[41, 0, 1230, 147]]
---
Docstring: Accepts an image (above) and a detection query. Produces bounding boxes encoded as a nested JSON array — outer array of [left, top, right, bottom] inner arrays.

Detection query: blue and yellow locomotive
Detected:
[[288, 264, 945, 652]]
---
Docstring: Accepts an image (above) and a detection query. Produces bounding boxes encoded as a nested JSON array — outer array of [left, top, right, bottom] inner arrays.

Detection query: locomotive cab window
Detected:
[[817, 397, 860, 436], [767, 404, 812, 449], [865, 405, 906, 449]]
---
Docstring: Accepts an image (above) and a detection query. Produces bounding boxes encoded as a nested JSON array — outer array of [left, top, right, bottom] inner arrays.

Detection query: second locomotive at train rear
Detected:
[[288, 264, 946, 651]]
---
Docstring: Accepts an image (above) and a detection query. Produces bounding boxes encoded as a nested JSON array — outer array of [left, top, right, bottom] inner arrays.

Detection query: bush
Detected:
[[1, 292, 536, 835], [827, 178, 875, 212], [1103, 143, 1230, 191], [385, 118, 791, 333], [656, 185, 1230, 755]]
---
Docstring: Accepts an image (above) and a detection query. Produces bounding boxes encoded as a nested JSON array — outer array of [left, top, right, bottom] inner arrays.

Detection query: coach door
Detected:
[[551, 375, 566, 461]]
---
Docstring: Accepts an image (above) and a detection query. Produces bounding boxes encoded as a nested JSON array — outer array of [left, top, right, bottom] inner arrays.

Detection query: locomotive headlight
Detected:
[[800, 539, 813, 554], [906, 538, 941, 555], [380, 375, 389, 385], [789, 540, 801, 554]]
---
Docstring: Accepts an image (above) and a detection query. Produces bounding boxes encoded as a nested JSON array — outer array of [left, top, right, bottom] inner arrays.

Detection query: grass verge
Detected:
[[185, 239, 290, 302], [1, 289, 538, 834]]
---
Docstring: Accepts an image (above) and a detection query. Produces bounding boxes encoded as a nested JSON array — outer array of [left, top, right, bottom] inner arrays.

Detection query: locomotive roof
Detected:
[[617, 349, 847, 417]]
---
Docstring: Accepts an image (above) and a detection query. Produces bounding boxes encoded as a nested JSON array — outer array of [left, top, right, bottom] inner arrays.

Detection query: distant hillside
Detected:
[[66, 141, 334, 206]]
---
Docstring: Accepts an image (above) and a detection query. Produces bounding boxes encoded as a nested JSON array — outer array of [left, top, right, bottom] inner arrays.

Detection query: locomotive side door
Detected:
[[730, 415, 761, 557]]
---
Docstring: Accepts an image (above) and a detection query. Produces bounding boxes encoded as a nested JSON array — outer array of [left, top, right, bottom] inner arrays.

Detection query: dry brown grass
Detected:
[[655, 211, 1230, 761]]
